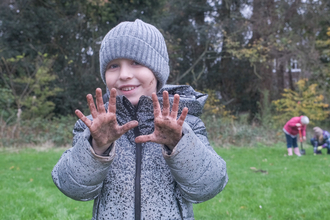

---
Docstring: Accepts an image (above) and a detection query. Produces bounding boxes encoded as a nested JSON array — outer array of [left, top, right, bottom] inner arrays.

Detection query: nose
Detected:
[[119, 64, 133, 80]]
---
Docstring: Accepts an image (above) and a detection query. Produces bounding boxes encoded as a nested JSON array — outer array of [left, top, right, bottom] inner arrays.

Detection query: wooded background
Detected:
[[1, 0, 330, 124]]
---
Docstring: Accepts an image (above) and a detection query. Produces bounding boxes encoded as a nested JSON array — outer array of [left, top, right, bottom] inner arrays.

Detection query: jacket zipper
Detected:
[[133, 123, 142, 220], [122, 98, 143, 220]]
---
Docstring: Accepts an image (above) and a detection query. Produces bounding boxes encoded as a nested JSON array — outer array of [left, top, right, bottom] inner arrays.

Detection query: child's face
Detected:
[[105, 58, 157, 106]]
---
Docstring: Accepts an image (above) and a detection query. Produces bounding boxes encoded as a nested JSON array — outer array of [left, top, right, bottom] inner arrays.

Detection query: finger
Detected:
[[177, 107, 188, 126], [162, 91, 170, 117], [135, 134, 155, 144], [75, 109, 92, 128], [152, 93, 161, 118], [108, 88, 117, 113], [95, 88, 106, 113], [170, 94, 180, 119], [86, 94, 98, 119], [119, 120, 139, 134]]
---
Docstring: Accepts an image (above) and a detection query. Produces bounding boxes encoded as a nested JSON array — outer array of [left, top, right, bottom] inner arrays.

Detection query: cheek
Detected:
[[106, 83, 113, 90], [149, 78, 155, 86], [105, 73, 116, 89], [148, 77, 157, 92]]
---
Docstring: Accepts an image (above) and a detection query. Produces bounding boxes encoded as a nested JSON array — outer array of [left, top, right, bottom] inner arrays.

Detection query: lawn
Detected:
[[0, 144, 329, 220], [0, 147, 93, 220]]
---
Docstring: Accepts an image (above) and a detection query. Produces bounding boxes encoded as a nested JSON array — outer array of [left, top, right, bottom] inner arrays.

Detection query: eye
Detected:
[[107, 63, 118, 69], [132, 61, 141, 66]]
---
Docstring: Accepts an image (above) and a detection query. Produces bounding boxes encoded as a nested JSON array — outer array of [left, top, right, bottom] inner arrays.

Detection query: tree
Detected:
[[1, 0, 330, 120], [221, 0, 330, 120], [273, 79, 329, 126], [315, 27, 330, 103], [0, 53, 61, 119], [0, 0, 166, 116], [0, 52, 61, 138]]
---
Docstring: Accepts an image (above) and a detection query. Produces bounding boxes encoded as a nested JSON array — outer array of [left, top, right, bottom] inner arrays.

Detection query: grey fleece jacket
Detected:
[[52, 85, 228, 220]]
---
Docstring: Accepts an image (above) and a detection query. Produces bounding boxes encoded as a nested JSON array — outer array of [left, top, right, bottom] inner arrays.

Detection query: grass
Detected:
[[0, 147, 93, 220], [1, 144, 329, 220], [194, 144, 330, 220]]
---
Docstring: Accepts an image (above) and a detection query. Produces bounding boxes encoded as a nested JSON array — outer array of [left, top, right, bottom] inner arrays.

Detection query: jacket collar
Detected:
[[104, 85, 208, 133]]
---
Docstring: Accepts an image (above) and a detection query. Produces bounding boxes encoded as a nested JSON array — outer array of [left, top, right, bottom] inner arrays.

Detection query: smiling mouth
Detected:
[[120, 86, 137, 91]]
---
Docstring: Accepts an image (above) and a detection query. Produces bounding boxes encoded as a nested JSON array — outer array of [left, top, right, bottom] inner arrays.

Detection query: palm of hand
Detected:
[[87, 111, 121, 146], [135, 91, 188, 150], [75, 88, 138, 153]]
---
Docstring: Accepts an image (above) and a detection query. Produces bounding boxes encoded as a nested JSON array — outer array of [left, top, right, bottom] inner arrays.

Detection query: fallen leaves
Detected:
[[9, 166, 20, 170], [250, 167, 268, 174]]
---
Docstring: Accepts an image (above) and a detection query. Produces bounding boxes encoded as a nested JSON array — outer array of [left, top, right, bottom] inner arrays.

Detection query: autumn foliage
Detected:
[[201, 89, 235, 121], [272, 79, 329, 125]]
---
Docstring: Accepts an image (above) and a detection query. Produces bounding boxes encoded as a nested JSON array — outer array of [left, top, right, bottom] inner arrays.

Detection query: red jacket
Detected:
[[283, 116, 307, 137]]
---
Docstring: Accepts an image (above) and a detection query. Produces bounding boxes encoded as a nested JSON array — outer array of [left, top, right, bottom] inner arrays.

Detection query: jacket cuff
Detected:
[[89, 136, 115, 157], [89, 142, 116, 161], [74, 128, 115, 163]]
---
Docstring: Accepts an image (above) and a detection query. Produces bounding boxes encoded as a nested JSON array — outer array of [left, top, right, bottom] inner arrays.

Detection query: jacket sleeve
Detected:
[[323, 138, 330, 148], [287, 117, 300, 129], [322, 131, 330, 148], [51, 119, 115, 201], [162, 117, 228, 203]]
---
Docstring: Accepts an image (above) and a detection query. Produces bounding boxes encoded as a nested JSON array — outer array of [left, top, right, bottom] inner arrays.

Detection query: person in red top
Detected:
[[283, 116, 309, 156]]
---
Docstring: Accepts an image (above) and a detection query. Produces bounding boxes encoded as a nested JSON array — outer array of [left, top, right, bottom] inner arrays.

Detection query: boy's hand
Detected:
[[135, 91, 188, 150], [75, 88, 138, 155]]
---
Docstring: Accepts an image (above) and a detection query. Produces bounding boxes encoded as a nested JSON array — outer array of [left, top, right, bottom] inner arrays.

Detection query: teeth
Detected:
[[121, 87, 135, 91]]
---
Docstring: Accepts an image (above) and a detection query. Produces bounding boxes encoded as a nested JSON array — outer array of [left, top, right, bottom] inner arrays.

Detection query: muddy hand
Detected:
[[135, 91, 188, 150], [75, 88, 138, 154]]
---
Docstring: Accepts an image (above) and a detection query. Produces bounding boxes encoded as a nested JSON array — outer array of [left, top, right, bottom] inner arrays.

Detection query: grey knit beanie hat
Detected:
[[99, 19, 169, 91]]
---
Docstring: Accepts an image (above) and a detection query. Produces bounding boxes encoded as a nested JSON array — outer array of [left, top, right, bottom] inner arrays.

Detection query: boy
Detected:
[[52, 19, 228, 220]]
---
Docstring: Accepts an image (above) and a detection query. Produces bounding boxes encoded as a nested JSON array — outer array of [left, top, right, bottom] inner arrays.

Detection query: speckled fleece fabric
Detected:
[[52, 85, 228, 220]]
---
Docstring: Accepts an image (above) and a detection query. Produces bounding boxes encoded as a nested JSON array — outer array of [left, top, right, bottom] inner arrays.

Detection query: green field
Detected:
[[1, 145, 329, 220]]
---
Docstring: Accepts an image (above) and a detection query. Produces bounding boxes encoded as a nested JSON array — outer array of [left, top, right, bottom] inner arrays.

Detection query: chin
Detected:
[[128, 98, 139, 106]]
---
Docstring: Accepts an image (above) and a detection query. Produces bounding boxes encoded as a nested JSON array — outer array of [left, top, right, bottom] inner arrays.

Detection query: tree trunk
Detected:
[[278, 61, 285, 93], [288, 64, 295, 91]]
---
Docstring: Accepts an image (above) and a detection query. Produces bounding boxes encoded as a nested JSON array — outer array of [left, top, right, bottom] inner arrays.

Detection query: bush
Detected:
[[272, 79, 330, 126], [201, 113, 283, 147], [0, 115, 77, 147]]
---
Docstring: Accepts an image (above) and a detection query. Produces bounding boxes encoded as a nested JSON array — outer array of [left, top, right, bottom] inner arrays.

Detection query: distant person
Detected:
[[283, 116, 309, 156], [310, 127, 330, 155], [52, 19, 228, 219]]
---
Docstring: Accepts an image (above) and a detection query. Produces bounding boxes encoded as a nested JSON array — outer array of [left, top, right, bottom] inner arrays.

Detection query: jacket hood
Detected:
[[107, 85, 208, 117], [158, 85, 208, 117]]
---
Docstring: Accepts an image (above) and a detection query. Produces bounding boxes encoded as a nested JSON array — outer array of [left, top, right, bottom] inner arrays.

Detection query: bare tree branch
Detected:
[[170, 43, 210, 84]]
